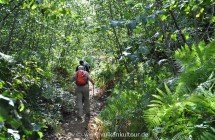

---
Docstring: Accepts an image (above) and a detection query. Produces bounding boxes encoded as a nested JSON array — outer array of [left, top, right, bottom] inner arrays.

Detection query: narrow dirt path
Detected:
[[44, 84, 107, 140]]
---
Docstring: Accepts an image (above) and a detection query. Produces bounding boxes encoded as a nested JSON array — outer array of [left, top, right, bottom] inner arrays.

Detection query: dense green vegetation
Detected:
[[0, 0, 214, 139]]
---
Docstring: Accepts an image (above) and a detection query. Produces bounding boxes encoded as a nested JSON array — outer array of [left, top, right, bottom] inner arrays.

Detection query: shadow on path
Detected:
[[44, 84, 107, 140]]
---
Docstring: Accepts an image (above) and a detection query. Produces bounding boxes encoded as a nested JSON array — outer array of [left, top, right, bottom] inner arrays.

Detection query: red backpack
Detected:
[[75, 70, 87, 86]]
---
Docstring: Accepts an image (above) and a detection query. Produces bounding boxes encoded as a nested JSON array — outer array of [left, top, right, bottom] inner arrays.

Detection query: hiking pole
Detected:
[[92, 84, 94, 96]]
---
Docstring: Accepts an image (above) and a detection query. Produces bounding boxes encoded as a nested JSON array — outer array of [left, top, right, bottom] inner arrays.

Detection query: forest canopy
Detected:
[[0, 0, 214, 139]]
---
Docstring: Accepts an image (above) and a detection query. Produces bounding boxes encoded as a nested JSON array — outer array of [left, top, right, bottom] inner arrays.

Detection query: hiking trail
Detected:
[[44, 84, 107, 140]]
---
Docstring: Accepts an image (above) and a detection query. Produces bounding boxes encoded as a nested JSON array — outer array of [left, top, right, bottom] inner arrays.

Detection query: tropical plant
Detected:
[[145, 41, 215, 139]]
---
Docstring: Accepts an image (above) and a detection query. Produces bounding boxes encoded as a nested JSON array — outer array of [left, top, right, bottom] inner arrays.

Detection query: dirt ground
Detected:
[[44, 85, 107, 140]]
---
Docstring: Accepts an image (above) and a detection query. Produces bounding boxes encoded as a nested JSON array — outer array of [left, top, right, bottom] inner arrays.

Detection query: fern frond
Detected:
[[156, 88, 165, 96], [164, 83, 172, 95], [144, 107, 164, 127], [175, 41, 215, 94], [151, 94, 164, 105], [196, 127, 215, 140], [199, 132, 215, 140], [150, 99, 163, 105], [195, 78, 215, 93], [172, 132, 188, 140]]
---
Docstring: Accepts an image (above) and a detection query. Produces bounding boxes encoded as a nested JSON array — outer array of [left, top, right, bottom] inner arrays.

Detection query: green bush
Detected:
[[100, 87, 147, 139], [145, 41, 215, 139], [0, 54, 45, 139]]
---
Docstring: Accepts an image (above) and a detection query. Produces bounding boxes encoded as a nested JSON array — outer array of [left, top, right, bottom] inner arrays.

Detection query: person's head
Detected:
[[79, 60, 84, 65], [78, 65, 84, 70]]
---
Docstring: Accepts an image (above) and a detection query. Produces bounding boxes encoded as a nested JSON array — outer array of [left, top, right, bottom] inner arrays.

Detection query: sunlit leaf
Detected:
[[211, 16, 215, 23], [133, 3, 142, 8], [0, 81, 4, 89], [38, 131, 43, 138], [0, 116, 5, 122], [14, 79, 22, 85], [171, 33, 177, 41], [159, 14, 168, 21], [36, 68, 44, 74], [31, 4, 37, 10], [7, 129, 20, 140], [164, 84, 172, 95], [185, 33, 190, 40], [18, 101, 25, 112], [152, 94, 163, 101], [196, 8, 204, 18], [0, 0, 9, 4], [125, 0, 134, 5]]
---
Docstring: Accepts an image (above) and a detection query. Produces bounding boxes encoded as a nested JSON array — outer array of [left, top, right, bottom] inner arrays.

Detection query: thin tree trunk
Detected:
[[108, 0, 129, 72], [169, 10, 191, 51]]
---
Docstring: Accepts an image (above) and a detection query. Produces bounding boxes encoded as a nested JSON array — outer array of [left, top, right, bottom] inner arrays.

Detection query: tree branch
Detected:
[[169, 10, 191, 50]]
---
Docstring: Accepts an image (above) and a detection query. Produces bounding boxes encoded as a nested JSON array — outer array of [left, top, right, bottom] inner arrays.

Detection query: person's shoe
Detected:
[[77, 116, 84, 122], [86, 113, 90, 117], [86, 113, 91, 118]]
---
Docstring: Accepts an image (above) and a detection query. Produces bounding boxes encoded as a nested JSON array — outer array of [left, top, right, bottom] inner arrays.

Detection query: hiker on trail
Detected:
[[76, 60, 90, 73], [72, 65, 94, 121]]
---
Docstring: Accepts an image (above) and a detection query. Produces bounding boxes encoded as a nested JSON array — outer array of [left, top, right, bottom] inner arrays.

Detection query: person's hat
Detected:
[[79, 60, 84, 64]]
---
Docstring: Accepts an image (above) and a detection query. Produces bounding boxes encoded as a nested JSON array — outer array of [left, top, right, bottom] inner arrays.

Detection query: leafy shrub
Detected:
[[145, 41, 215, 139], [0, 53, 45, 139], [0, 52, 76, 139], [100, 85, 150, 139]]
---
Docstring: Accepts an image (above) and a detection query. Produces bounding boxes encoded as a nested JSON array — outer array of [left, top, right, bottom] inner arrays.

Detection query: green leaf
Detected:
[[159, 14, 168, 21], [151, 100, 163, 105], [185, 33, 190, 40], [211, 16, 215, 23], [0, 81, 4, 89], [36, 68, 44, 73], [171, 33, 177, 41], [31, 4, 37, 10], [37, 131, 43, 138], [125, 0, 134, 5], [133, 26, 142, 34], [184, 5, 191, 14], [196, 8, 204, 18], [0, 116, 5, 122], [8, 118, 22, 129], [157, 88, 165, 96], [0, 0, 9, 4], [164, 84, 172, 95], [18, 101, 25, 112], [11, 92, 24, 100], [152, 94, 163, 101], [133, 3, 142, 8], [14, 79, 22, 85]]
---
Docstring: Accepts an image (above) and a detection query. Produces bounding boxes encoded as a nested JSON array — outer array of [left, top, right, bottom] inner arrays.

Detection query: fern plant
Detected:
[[145, 85, 215, 139], [175, 41, 215, 94], [144, 41, 215, 139]]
